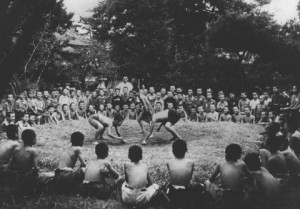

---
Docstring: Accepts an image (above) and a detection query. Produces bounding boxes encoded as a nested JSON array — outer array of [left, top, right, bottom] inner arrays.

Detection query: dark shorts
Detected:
[[167, 184, 210, 207], [82, 179, 117, 200], [55, 167, 84, 185], [167, 109, 181, 125], [139, 111, 152, 123]]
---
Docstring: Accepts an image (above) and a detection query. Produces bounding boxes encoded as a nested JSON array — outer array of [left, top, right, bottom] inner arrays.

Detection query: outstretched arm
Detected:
[[107, 125, 122, 140]]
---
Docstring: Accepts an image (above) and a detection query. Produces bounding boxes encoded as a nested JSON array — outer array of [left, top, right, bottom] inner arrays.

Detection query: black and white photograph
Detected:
[[0, 0, 300, 208]]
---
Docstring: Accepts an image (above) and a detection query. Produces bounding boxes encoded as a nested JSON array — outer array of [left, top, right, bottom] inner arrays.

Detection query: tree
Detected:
[[0, 0, 73, 96]]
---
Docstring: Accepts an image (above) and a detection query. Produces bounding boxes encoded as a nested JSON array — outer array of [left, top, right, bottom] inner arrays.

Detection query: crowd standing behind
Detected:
[[1, 82, 300, 132]]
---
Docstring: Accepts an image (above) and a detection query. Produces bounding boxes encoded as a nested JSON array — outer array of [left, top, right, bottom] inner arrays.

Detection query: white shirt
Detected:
[[116, 82, 133, 94]]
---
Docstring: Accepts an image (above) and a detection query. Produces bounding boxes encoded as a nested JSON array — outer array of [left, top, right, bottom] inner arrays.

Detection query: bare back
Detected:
[[219, 161, 246, 190], [167, 158, 194, 187], [95, 114, 113, 127], [58, 146, 81, 169], [267, 152, 289, 175], [152, 110, 169, 123], [0, 139, 19, 163], [13, 146, 38, 172], [84, 159, 110, 182], [125, 162, 148, 189]]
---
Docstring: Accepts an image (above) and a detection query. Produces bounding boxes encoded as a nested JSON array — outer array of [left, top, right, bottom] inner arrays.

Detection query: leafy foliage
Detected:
[[89, 0, 300, 91], [0, 0, 73, 95]]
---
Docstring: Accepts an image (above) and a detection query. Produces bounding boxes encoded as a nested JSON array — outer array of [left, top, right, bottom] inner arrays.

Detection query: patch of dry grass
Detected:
[[3, 120, 300, 209]]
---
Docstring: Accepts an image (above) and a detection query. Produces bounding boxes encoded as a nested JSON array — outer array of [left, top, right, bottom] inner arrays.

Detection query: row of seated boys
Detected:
[[1, 125, 298, 208]]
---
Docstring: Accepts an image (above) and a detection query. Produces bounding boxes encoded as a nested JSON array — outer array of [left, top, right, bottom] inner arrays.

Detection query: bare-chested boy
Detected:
[[142, 107, 182, 145], [244, 153, 280, 200], [280, 137, 300, 183], [55, 132, 86, 192], [0, 125, 19, 175], [6, 129, 41, 194], [83, 142, 122, 199], [166, 140, 206, 208], [205, 144, 252, 208], [122, 145, 160, 206], [264, 136, 289, 184], [88, 113, 125, 144]]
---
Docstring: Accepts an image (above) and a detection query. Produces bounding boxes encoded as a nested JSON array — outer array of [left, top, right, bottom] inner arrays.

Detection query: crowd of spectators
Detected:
[[1, 79, 300, 132]]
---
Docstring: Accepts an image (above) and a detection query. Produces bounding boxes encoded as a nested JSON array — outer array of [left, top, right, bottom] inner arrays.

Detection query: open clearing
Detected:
[[1, 120, 300, 209]]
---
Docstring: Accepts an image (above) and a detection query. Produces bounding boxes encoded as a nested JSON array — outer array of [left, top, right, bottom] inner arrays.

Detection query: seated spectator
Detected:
[[128, 103, 137, 120], [28, 114, 37, 127], [15, 92, 28, 121], [219, 106, 232, 122], [83, 143, 122, 199], [242, 107, 255, 124], [77, 101, 87, 119], [264, 136, 289, 184], [166, 140, 207, 208], [217, 94, 228, 113], [238, 92, 250, 114], [268, 111, 276, 123], [154, 102, 163, 113], [258, 111, 269, 125], [188, 106, 198, 122], [55, 132, 86, 193], [255, 95, 268, 123], [205, 144, 251, 208], [0, 125, 19, 171], [288, 119, 300, 158], [197, 106, 207, 123], [206, 104, 218, 122], [62, 104, 71, 120], [69, 103, 79, 120], [177, 104, 188, 121], [1, 112, 16, 132], [86, 104, 97, 118], [106, 103, 115, 119], [232, 106, 243, 123], [98, 104, 107, 116], [54, 105, 64, 121], [279, 137, 300, 184], [6, 129, 53, 195], [122, 145, 160, 206], [244, 153, 280, 200], [154, 92, 165, 110], [249, 92, 259, 114], [16, 113, 32, 130], [89, 91, 100, 110], [47, 105, 59, 124], [204, 92, 216, 113], [122, 104, 129, 119]]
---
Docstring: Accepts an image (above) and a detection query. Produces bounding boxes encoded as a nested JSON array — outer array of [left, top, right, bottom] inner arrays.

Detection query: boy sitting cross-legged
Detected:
[[83, 142, 122, 199], [0, 125, 19, 184], [166, 139, 209, 209], [244, 152, 280, 201], [122, 145, 160, 206], [54, 132, 86, 193], [6, 129, 54, 195], [205, 144, 252, 209]]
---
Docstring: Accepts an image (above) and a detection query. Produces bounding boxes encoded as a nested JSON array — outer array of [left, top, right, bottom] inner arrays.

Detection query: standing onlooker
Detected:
[[250, 92, 259, 114], [290, 85, 300, 129], [2, 94, 15, 118], [116, 76, 133, 95], [58, 89, 71, 106], [238, 92, 250, 114]]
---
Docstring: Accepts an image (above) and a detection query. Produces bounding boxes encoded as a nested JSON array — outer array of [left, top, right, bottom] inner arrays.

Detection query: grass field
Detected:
[[1, 120, 300, 209]]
